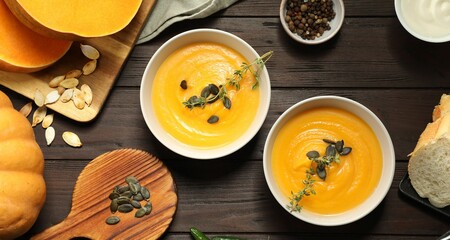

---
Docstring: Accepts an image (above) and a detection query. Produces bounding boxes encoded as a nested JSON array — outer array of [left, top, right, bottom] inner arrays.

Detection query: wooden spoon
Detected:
[[32, 148, 177, 240]]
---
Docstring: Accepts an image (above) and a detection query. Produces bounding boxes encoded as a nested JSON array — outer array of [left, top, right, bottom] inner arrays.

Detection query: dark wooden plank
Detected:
[[120, 17, 450, 88], [21, 160, 449, 238], [220, 0, 396, 17]]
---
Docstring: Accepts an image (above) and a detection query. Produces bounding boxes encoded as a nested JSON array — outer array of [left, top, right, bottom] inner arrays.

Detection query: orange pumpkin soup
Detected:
[[272, 107, 382, 214], [151, 43, 260, 148]]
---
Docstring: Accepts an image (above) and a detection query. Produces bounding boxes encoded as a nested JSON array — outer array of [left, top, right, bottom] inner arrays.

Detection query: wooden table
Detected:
[[2, 0, 449, 239]]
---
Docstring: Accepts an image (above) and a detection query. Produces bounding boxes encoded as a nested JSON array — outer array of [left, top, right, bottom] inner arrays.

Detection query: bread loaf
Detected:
[[408, 94, 450, 208]]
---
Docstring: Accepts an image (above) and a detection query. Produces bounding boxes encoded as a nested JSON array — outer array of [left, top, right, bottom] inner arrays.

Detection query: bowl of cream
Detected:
[[394, 0, 450, 43]]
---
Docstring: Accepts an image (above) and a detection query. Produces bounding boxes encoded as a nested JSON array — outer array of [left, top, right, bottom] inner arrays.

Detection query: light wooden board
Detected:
[[31, 149, 178, 240], [0, 0, 156, 122]]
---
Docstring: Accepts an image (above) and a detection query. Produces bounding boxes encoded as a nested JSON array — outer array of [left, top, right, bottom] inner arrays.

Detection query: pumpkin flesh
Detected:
[[0, 0, 72, 73], [5, 0, 143, 39]]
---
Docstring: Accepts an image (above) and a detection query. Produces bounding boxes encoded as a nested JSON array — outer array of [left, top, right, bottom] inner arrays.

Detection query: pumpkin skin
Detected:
[[0, 90, 46, 239]]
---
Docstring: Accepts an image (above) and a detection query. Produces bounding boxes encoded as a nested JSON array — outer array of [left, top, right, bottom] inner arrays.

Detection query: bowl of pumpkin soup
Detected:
[[140, 29, 271, 159], [263, 96, 395, 226]]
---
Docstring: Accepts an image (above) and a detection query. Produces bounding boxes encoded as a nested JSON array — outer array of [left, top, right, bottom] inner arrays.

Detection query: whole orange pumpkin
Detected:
[[0, 90, 46, 239]]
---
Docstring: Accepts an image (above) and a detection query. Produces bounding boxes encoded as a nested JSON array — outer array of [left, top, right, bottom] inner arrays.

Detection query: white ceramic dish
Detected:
[[263, 95, 395, 226], [279, 0, 345, 44], [394, 0, 450, 43], [140, 29, 271, 160]]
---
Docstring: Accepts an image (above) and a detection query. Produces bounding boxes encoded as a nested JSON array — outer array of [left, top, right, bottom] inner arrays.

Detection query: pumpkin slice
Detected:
[[0, 0, 72, 73], [5, 0, 143, 40]]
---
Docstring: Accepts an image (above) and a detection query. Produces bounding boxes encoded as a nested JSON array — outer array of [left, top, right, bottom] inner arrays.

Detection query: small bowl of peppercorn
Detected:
[[280, 0, 345, 44]]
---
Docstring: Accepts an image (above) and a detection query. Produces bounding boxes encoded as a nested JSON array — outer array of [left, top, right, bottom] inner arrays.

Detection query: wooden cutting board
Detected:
[[0, 0, 156, 122], [32, 149, 178, 240]]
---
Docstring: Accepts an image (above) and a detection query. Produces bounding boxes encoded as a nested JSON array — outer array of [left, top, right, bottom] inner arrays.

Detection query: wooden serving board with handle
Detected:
[[0, 0, 156, 122], [32, 149, 177, 240]]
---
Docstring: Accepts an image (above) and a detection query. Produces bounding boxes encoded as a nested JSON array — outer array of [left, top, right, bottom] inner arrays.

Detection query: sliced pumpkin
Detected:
[[0, 0, 72, 73], [5, 0, 143, 40]]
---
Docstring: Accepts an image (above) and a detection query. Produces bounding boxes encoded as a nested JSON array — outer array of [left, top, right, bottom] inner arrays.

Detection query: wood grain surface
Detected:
[[1, 0, 449, 239], [31, 149, 177, 240], [0, 0, 156, 122]]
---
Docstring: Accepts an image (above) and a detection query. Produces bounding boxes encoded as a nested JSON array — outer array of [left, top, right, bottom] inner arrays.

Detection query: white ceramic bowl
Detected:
[[279, 0, 345, 44], [263, 96, 395, 226], [394, 0, 450, 43], [140, 29, 271, 159]]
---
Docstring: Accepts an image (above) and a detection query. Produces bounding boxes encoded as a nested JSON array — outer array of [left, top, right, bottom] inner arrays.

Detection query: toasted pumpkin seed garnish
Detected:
[[19, 102, 33, 117], [180, 80, 187, 89], [62, 131, 82, 147], [72, 88, 86, 110], [80, 43, 100, 60], [80, 84, 93, 106], [60, 89, 74, 103], [45, 126, 55, 146], [207, 115, 219, 124]]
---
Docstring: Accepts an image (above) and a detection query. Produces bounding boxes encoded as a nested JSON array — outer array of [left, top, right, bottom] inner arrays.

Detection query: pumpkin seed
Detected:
[[180, 80, 187, 89], [223, 96, 232, 109], [59, 78, 79, 89], [335, 140, 344, 153], [325, 144, 336, 157], [201, 86, 211, 98], [65, 69, 82, 79], [45, 126, 55, 146], [109, 192, 120, 200], [82, 59, 97, 75], [19, 102, 33, 117], [62, 131, 82, 147], [110, 199, 118, 213], [133, 193, 144, 201], [117, 186, 130, 194], [135, 207, 147, 218], [144, 202, 152, 215], [45, 90, 60, 105], [56, 86, 66, 95], [306, 150, 319, 159], [129, 182, 141, 195], [207, 115, 219, 124], [117, 204, 133, 213], [209, 84, 219, 95], [80, 43, 100, 60], [32, 106, 47, 127], [117, 196, 131, 205], [60, 89, 74, 103], [42, 114, 54, 129], [340, 147, 352, 156], [120, 191, 133, 198], [72, 88, 86, 109], [140, 187, 150, 200], [125, 176, 138, 184], [34, 89, 45, 107], [49, 75, 65, 88], [106, 216, 120, 225], [317, 164, 327, 180], [131, 200, 142, 209], [322, 138, 336, 144], [80, 84, 93, 106]]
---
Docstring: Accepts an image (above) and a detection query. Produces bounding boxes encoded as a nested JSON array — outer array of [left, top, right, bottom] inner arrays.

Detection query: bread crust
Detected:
[[408, 94, 450, 208]]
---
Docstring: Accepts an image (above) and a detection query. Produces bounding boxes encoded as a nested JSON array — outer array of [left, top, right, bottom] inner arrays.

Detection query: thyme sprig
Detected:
[[182, 51, 273, 110], [288, 139, 352, 213]]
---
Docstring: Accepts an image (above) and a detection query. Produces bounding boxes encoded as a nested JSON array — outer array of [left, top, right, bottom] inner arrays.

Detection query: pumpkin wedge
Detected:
[[0, 90, 46, 239], [0, 0, 72, 73], [4, 0, 143, 40]]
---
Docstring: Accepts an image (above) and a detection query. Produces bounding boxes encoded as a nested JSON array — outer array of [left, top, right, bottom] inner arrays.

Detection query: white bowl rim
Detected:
[[140, 28, 271, 160], [279, 0, 345, 45], [394, 0, 450, 43], [263, 95, 395, 226]]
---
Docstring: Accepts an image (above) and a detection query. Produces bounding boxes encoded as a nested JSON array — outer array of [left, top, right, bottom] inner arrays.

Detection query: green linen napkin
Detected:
[[138, 0, 239, 44]]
